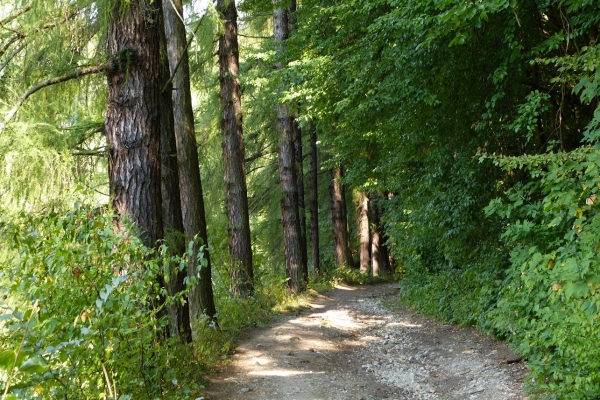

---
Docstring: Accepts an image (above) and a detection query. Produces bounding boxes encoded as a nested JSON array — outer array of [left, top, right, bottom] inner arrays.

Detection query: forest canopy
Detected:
[[1, 0, 600, 397]]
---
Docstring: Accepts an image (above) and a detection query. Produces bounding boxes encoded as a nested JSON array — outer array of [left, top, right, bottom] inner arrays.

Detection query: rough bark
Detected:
[[162, 0, 217, 324], [308, 124, 320, 273], [158, 3, 192, 343], [369, 193, 381, 277], [292, 118, 308, 282], [378, 192, 392, 275], [371, 225, 381, 276], [106, 0, 162, 249], [330, 168, 347, 267], [217, 0, 254, 297], [287, 0, 308, 283], [288, 0, 297, 32], [358, 191, 370, 275], [274, 4, 305, 293], [379, 231, 391, 275], [370, 191, 391, 276], [340, 173, 355, 268]]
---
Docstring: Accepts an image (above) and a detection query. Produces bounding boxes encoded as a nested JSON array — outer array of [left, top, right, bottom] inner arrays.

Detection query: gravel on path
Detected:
[[204, 282, 528, 400]]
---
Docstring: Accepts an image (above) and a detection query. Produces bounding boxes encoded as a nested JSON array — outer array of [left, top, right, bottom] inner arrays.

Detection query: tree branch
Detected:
[[71, 146, 106, 157], [246, 160, 278, 175], [238, 33, 272, 39], [245, 150, 276, 163], [1, 64, 105, 134], [0, 34, 23, 59], [0, 41, 26, 74], [0, 3, 32, 28]]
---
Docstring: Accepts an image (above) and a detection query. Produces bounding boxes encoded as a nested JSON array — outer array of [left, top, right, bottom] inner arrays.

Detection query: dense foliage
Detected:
[[487, 144, 600, 397], [1, 0, 600, 397], [276, 0, 600, 396], [0, 206, 202, 399]]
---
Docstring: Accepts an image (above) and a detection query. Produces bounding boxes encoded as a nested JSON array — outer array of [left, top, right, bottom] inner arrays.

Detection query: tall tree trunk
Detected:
[[288, 0, 297, 31], [370, 191, 391, 276], [379, 231, 391, 275], [378, 192, 392, 275], [274, 3, 305, 293], [287, 0, 308, 284], [330, 168, 347, 267], [106, 0, 162, 249], [158, 2, 192, 343], [371, 223, 381, 277], [340, 174, 354, 268], [308, 124, 320, 273], [292, 118, 308, 282], [369, 192, 381, 277], [105, 0, 168, 336], [217, 0, 254, 297], [162, 0, 217, 324], [358, 191, 370, 275]]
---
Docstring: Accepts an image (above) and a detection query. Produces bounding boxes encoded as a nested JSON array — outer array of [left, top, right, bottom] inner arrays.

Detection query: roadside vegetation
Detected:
[[1, 0, 600, 398]]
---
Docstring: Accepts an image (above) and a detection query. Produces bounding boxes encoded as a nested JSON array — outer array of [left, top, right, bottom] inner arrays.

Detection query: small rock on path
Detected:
[[205, 282, 527, 399]]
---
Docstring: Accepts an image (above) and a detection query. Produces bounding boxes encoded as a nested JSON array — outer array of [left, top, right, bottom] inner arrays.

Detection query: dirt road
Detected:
[[205, 283, 527, 399]]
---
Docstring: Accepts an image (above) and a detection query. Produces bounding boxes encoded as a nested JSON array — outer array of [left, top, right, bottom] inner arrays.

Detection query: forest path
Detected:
[[204, 282, 528, 400]]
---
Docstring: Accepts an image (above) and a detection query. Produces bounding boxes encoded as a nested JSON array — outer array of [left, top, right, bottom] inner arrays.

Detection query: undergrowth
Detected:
[[0, 206, 206, 399], [0, 204, 366, 399], [395, 144, 600, 398], [398, 262, 504, 327]]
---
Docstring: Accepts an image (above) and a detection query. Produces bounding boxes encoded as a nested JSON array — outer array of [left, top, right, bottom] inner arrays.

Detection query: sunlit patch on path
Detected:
[[205, 283, 527, 400]]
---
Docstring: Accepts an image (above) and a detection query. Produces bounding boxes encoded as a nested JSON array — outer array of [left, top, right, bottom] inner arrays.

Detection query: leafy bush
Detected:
[[0, 206, 203, 399], [400, 261, 504, 327], [487, 145, 600, 397]]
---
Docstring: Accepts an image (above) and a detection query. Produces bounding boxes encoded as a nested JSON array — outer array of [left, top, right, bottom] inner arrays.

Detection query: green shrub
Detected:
[[487, 145, 600, 398], [399, 258, 504, 327], [0, 206, 203, 399]]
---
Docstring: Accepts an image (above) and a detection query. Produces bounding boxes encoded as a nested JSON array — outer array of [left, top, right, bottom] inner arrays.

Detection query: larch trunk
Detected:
[[340, 176, 354, 268], [287, 0, 308, 284], [106, 0, 162, 249], [274, 4, 305, 293], [158, 2, 192, 343], [162, 0, 217, 324], [369, 192, 381, 277], [308, 124, 320, 273], [292, 118, 308, 282], [330, 168, 347, 267], [288, 0, 297, 31], [217, 0, 254, 297], [358, 191, 370, 275], [378, 192, 392, 275]]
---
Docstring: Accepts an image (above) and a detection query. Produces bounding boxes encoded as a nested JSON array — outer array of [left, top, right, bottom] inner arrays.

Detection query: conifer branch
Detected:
[[1, 64, 105, 134], [71, 146, 106, 157], [245, 150, 275, 163], [238, 33, 272, 39], [0, 42, 27, 73], [0, 35, 24, 60], [0, 3, 32, 28]]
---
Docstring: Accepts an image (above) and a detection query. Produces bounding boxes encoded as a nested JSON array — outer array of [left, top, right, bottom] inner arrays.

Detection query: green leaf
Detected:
[[564, 282, 589, 300], [582, 300, 597, 318], [0, 313, 14, 321], [0, 349, 16, 370], [18, 356, 47, 374]]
